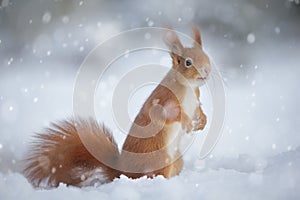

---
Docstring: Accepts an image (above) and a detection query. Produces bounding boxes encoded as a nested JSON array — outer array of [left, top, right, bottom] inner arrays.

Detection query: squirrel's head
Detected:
[[163, 25, 211, 86]]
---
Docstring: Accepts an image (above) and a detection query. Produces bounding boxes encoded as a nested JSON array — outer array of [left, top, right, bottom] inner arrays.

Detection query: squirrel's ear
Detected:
[[192, 24, 202, 48], [163, 27, 184, 56]]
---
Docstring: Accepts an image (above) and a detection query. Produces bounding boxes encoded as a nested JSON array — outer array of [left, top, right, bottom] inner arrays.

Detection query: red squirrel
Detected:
[[23, 25, 212, 187]]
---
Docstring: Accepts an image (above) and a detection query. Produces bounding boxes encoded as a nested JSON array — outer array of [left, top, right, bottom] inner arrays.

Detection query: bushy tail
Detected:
[[23, 118, 121, 188]]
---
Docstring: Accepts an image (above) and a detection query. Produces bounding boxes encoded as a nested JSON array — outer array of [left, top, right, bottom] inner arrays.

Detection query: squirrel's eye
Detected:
[[185, 58, 193, 67]]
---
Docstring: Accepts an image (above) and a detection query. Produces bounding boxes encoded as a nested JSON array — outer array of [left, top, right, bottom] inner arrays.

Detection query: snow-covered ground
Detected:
[[1, 0, 300, 199], [1, 147, 299, 200]]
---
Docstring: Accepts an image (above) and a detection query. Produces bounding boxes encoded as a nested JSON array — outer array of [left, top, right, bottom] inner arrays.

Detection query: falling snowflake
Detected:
[[247, 33, 256, 44], [42, 12, 52, 24], [148, 20, 154, 27], [275, 27, 280, 34], [51, 167, 56, 174], [62, 16, 69, 24], [33, 97, 39, 103]]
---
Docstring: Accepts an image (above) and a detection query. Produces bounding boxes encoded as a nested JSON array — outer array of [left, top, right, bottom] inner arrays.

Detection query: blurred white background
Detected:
[[0, 0, 300, 199]]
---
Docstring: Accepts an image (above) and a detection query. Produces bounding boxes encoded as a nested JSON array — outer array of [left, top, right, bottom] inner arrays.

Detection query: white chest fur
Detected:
[[182, 87, 199, 119], [166, 87, 199, 159]]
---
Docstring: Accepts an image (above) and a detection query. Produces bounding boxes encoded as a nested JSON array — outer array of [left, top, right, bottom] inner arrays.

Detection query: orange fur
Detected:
[[23, 25, 211, 187], [23, 119, 120, 187]]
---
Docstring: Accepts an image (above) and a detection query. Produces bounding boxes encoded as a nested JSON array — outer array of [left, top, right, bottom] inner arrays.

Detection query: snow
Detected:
[[147, 20, 154, 27], [42, 12, 52, 24], [62, 16, 70, 24], [33, 97, 39, 103], [0, 63, 298, 199], [0, 149, 299, 199], [247, 33, 256, 44], [1, 0, 300, 199], [275, 27, 281, 34]]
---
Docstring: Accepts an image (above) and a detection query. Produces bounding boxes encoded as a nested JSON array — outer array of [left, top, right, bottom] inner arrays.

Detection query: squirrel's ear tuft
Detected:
[[163, 27, 184, 56], [192, 24, 202, 48]]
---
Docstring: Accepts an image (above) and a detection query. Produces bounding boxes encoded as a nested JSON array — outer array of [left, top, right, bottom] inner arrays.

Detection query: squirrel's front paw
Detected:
[[181, 113, 193, 133], [192, 113, 207, 131]]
